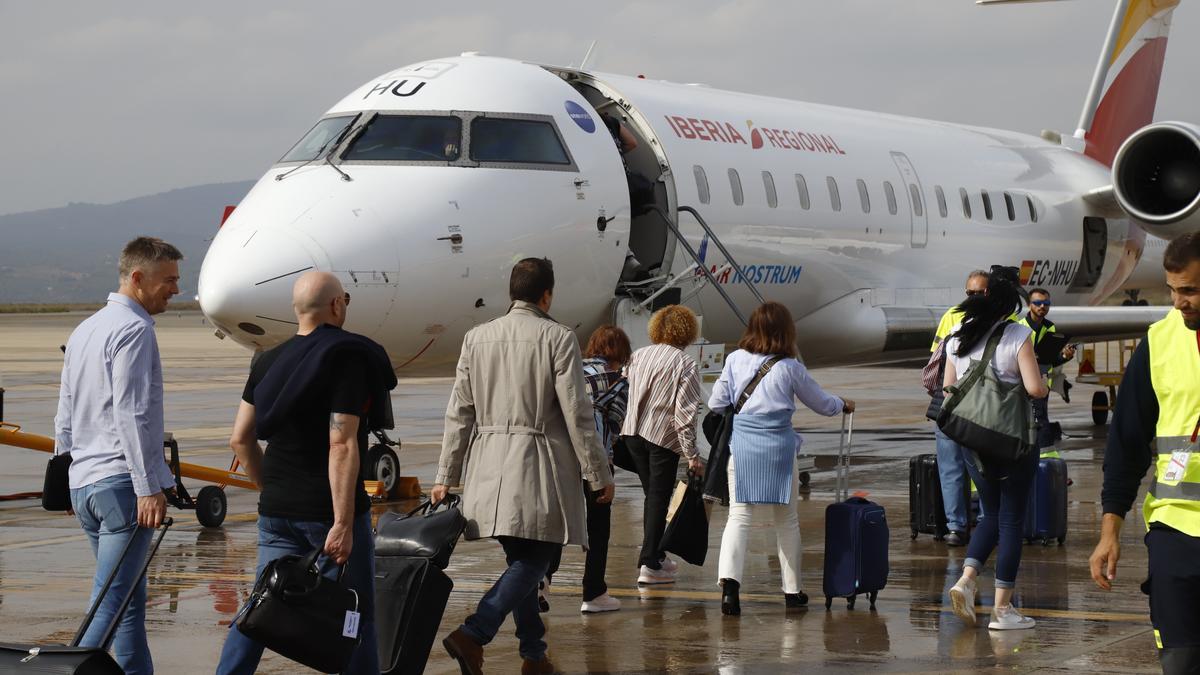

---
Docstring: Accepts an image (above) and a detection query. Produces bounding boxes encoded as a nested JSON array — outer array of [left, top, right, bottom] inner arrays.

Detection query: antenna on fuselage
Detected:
[[579, 40, 599, 71]]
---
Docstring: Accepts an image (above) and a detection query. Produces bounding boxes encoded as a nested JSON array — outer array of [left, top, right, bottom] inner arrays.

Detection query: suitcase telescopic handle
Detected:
[[73, 518, 173, 649], [835, 412, 854, 503]]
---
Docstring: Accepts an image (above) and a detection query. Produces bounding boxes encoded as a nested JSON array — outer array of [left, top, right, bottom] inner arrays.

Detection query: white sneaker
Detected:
[[581, 593, 622, 613], [637, 564, 677, 585], [988, 604, 1036, 630], [948, 577, 977, 627], [659, 556, 679, 574]]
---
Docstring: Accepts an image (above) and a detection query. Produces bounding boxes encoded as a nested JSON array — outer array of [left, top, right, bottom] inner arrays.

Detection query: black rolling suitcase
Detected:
[[375, 556, 454, 675], [0, 518, 173, 674], [908, 454, 948, 540]]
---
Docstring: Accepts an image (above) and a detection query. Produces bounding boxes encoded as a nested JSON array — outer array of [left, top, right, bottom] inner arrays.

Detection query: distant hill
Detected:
[[0, 181, 255, 302]]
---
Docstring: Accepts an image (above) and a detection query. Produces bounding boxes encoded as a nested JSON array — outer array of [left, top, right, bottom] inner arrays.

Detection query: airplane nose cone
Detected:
[[199, 228, 318, 348]]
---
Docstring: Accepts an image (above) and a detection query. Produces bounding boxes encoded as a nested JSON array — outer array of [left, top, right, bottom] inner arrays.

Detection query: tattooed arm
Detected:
[[325, 411, 361, 564]]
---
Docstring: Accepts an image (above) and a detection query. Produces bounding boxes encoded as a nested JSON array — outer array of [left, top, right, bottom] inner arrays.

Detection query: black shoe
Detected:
[[785, 591, 809, 608], [720, 578, 741, 615], [945, 531, 966, 547]]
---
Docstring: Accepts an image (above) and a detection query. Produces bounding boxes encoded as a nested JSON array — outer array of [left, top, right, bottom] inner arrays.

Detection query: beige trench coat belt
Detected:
[[476, 424, 546, 436]]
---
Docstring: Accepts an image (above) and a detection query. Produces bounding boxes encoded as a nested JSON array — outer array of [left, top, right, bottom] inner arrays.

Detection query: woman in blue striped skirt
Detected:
[[708, 301, 854, 615]]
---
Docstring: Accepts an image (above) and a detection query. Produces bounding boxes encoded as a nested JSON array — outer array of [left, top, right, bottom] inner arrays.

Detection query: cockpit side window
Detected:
[[343, 115, 461, 162], [470, 117, 571, 165], [279, 115, 357, 163]]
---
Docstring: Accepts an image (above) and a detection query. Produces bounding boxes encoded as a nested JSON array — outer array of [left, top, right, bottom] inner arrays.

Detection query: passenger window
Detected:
[[729, 169, 744, 206], [1004, 192, 1016, 221], [857, 179, 870, 214], [827, 176, 841, 212], [344, 115, 461, 162], [694, 166, 710, 205], [1027, 195, 1039, 223], [470, 117, 570, 164], [884, 181, 898, 215], [935, 185, 948, 218], [281, 115, 358, 163], [959, 188, 972, 219], [795, 174, 811, 210], [981, 190, 993, 220], [909, 184, 924, 217], [763, 171, 778, 208]]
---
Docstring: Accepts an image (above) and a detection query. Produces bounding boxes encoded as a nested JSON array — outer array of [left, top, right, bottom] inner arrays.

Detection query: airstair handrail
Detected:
[[647, 206, 750, 326], [676, 205, 767, 306]]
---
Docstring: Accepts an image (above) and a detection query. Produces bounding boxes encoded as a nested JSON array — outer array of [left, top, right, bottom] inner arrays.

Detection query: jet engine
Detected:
[[1113, 121, 1200, 240]]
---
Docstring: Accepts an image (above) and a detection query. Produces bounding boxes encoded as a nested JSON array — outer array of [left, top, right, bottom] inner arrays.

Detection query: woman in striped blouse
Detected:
[[708, 301, 854, 615], [620, 305, 704, 586]]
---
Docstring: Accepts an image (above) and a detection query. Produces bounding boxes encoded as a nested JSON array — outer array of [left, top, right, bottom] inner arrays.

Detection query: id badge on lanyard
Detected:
[[1166, 415, 1200, 483]]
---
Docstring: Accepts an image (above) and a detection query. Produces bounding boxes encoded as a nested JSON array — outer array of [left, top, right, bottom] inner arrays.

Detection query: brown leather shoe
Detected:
[[443, 628, 484, 675], [521, 655, 558, 674]]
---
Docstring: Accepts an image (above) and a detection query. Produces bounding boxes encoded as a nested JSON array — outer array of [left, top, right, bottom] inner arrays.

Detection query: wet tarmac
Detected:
[[0, 311, 1161, 673]]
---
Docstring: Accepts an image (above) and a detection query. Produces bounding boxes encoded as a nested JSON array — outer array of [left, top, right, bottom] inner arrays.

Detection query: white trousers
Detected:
[[717, 456, 803, 593]]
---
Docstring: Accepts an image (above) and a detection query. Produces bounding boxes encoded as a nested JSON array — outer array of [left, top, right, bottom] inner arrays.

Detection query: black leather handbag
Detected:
[[375, 495, 466, 569], [0, 518, 172, 674], [236, 548, 362, 674], [42, 452, 73, 511]]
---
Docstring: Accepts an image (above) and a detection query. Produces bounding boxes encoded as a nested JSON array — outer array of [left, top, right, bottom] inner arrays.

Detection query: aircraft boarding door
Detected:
[[890, 151, 928, 248]]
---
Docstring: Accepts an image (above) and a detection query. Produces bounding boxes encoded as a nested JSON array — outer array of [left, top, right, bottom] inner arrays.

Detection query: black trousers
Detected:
[[544, 479, 613, 602], [1145, 526, 1200, 674], [623, 435, 681, 569]]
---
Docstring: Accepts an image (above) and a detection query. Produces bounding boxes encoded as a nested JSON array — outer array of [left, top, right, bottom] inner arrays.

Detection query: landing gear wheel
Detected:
[[1137, 299, 1149, 306], [366, 444, 400, 495], [1092, 391, 1109, 426], [798, 471, 811, 488], [1122, 299, 1134, 306], [196, 485, 227, 528]]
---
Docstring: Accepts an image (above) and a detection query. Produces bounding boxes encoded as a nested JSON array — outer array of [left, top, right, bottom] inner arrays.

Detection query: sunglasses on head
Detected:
[[342, 292, 351, 306], [1030, 299, 1051, 307], [965, 290, 985, 297]]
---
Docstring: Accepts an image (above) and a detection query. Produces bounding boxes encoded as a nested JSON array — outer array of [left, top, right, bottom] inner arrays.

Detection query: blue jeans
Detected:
[[461, 537, 561, 661], [71, 474, 155, 675], [962, 451, 1038, 588], [934, 426, 971, 533], [216, 512, 378, 675]]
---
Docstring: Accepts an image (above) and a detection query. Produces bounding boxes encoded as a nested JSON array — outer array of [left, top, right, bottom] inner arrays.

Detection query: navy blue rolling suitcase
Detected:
[[822, 414, 889, 610], [1024, 457, 1068, 546]]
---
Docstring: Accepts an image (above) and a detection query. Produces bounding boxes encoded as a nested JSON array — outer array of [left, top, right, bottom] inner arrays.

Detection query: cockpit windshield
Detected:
[[279, 116, 357, 163], [342, 115, 461, 162]]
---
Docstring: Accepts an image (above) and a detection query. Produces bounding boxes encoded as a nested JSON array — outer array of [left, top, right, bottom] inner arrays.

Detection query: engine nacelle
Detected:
[[1113, 121, 1200, 240]]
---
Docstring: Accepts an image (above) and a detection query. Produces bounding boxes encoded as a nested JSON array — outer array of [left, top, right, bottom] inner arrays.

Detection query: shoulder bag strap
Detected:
[[734, 355, 785, 414], [948, 321, 1009, 399]]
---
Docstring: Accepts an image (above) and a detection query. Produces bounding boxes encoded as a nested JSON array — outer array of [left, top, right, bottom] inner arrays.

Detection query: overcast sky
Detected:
[[1, 0, 1196, 216]]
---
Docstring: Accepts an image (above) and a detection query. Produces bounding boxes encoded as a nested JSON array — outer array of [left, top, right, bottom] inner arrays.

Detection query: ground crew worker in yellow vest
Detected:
[[926, 270, 989, 546], [1017, 288, 1077, 459], [1089, 231, 1200, 674]]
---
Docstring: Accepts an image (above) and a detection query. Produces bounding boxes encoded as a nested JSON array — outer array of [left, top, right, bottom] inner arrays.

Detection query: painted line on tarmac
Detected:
[[909, 603, 1148, 624]]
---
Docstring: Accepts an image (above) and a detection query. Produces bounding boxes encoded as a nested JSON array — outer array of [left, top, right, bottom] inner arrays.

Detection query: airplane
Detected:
[[198, 0, 1194, 385]]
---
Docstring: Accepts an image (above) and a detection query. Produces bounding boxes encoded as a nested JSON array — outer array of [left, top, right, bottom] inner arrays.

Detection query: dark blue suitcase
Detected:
[[1024, 457, 1068, 546], [822, 414, 889, 610]]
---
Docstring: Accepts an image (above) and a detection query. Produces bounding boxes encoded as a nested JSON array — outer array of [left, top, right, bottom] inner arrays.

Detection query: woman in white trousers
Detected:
[[708, 301, 854, 615]]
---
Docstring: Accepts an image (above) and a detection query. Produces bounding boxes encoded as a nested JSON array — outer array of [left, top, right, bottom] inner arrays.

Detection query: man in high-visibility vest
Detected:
[[1090, 231, 1200, 673], [927, 269, 989, 546], [1017, 288, 1077, 459]]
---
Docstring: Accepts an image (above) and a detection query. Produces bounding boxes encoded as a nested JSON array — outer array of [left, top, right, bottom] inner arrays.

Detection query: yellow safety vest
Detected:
[[931, 308, 965, 352], [1143, 309, 1200, 535]]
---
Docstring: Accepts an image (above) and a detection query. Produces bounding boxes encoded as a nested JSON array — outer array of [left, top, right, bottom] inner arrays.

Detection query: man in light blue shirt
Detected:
[[54, 236, 182, 675]]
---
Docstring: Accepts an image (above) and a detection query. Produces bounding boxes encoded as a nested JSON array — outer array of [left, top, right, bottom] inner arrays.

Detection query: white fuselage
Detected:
[[198, 56, 1147, 372]]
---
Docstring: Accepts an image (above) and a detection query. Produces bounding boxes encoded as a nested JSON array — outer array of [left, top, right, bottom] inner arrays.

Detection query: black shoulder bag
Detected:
[[702, 356, 785, 505]]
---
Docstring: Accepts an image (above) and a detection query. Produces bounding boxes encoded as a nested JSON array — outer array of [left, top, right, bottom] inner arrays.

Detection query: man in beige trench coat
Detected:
[[432, 257, 614, 675]]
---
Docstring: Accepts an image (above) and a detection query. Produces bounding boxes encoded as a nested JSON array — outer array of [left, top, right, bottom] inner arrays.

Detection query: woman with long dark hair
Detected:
[[945, 267, 1049, 630], [708, 301, 853, 615]]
